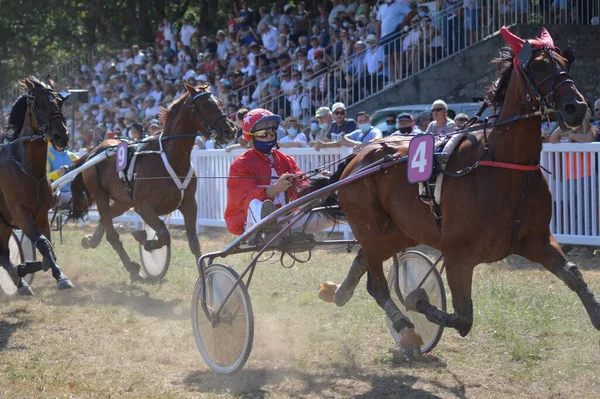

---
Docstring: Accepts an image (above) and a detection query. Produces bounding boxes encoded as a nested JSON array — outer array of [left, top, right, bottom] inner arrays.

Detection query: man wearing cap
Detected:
[[258, 23, 280, 54], [327, 102, 357, 142], [148, 120, 161, 136], [453, 113, 469, 130], [226, 108, 335, 240], [376, 0, 414, 82], [391, 113, 417, 135], [128, 122, 145, 140], [308, 106, 333, 146], [180, 17, 197, 47], [425, 99, 455, 135], [279, 116, 308, 148], [142, 95, 160, 119]]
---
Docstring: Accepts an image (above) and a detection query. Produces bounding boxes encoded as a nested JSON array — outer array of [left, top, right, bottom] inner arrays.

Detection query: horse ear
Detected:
[[563, 46, 575, 70], [19, 77, 34, 92], [183, 82, 198, 95], [46, 74, 55, 88], [539, 27, 554, 48], [500, 26, 525, 55]]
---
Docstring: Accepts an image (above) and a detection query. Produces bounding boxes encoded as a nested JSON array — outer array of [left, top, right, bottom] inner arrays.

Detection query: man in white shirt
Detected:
[[259, 23, 280, 54], [180, 18, 197, 47], [279, 116, 308, 147], [143, 96, 160, 120], [376, 0, 413, 82]]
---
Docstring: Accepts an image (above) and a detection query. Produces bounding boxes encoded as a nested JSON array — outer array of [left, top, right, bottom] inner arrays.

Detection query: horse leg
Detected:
[[363, 248, 424, 356], [28, 209, 74, 290], [81, 222, 104, 249], [134, 202, 170, 252], [95, 193, 143, 281], [520, 235, 600, 330], [178, 190, 201, 259], [82, 200, 129, 249], [0, 228, 33, 296], [411, 259, 475, 337], [319, 248, 368, 306]]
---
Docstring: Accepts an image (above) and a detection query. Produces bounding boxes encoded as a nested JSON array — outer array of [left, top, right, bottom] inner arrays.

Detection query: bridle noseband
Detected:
[[517, 44, 575, 118], [190, 91, 228, 139]]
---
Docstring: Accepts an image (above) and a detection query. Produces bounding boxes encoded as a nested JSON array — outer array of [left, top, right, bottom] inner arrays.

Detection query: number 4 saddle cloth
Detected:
[[418, 132, 468, 211]]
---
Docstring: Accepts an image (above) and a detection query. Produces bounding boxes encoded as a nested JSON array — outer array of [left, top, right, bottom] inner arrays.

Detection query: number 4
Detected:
[[411, 141, 427, 173]]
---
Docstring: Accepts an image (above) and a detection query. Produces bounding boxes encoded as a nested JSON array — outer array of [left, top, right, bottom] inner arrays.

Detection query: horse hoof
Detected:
[[18, 286, 34, 296], [404, 288, 429, 312], [130, 271, 145, 282], [132, 230, 147, 244], [399, 328, 424, 357], [57, 277, 75, 290], [319, 281, 339, 303], [81, 236, 91, 249]]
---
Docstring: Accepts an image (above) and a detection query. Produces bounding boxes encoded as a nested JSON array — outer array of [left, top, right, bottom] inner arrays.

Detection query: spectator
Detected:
[[315, 111, 382, 151], [354, 34, 387, 98], [236, 2, 254, 31], [259, 23, 280, 54], [195, 130, 216, 149], [227, 11, 237, 40], [415, 111, 432, 133], [356, 0, 371, 18], [425, 99, 455, 135], [454, 113, 469, 129], [382, 113, 397, 137], [132, 45, 146, 65], [439, 0, 464, 56], [270, 5, 283, 27], [280, 4, 297, 37], [148, 119, 161, 136], [160, 18, 176, 50], [258, 6, 273, 27], [142, 95, 160, 120], [329, 0, 347, 26], [128, 122, 145, 140], [279, 116, 308, 147], [548, 108, 595, 143], [392, 112, 417, 135], [308, 106, 332, 145], [420, 15, 443, 64], [180, 17, 197, 47], [305, 118, 320, 141], [327, 102, 357, 141], [593, 98, 600, 128], [377, 0, 412, 82]]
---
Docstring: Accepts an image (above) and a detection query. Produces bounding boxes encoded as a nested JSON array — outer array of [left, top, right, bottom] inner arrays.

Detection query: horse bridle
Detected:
[[189, 91, 228, 139], [26, 88, 67, 141], [517, 43, 575, 119]]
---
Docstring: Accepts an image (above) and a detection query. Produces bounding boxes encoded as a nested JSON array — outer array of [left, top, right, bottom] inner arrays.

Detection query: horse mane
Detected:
[[484, 47, 515, 111], [158, 83, 211, 126]]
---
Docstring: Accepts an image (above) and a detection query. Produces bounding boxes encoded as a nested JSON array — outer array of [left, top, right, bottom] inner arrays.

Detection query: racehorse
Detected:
[[70, 83, 236, 281], [0, 77, 73, 294], [317, 27, 600, 354]]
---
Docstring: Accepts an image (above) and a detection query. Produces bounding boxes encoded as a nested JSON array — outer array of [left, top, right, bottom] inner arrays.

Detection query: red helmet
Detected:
[[242, 108, 281, 142]]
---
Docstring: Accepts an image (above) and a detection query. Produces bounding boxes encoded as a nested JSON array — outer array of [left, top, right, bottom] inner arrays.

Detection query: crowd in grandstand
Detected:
[[1, 0, 599, 151]]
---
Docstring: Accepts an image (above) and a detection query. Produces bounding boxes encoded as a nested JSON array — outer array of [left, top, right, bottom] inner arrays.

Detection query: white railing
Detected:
[[86, 144, 600, 246]]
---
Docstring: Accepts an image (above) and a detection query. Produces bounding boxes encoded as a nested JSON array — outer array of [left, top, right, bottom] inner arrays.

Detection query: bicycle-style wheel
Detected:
[[386, 251, 446, 354], [191, 263, 254, 374], [139, 222, 171, 281]]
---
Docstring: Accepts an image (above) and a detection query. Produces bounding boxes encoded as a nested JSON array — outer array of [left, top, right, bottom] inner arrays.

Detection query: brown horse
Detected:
[[70, 83, 236, 281], [0, 77, 73, 295], [319, 28, 600, 353]]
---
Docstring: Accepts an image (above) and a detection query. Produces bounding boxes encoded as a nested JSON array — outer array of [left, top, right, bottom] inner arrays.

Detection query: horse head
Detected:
[[184, 83, 236, 146], [500, 27, 587, 129], [19, 76, 69, 147]]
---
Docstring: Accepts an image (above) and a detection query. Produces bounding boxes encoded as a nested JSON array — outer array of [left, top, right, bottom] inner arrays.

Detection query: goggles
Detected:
[[251, 129, 277, 139]]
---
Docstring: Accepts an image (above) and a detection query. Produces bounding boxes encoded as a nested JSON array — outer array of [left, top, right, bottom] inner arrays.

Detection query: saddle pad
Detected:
[[117, 142, 149, 182], [419, 132, 468, 205]]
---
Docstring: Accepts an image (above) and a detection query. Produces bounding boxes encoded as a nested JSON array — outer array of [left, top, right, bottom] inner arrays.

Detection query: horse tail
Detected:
[[70, 146, 105, 219], [297, 153, 358, 224], [70, 172, 94, 220]]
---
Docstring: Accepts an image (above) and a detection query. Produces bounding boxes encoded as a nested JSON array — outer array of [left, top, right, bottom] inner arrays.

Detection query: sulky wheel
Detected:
[[386, 250, 446, 354], [191, 263, 254, 374], [138, 222, 171, 281], [0, 231, 35, 296]]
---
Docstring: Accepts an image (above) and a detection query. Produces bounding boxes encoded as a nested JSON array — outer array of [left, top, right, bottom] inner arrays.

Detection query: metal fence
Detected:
[[82, 143, 600, 246]]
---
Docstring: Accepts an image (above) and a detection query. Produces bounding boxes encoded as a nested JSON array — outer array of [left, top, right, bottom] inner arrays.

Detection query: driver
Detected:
[[47, 141, 78, 209], [224, 108, 337, 240]]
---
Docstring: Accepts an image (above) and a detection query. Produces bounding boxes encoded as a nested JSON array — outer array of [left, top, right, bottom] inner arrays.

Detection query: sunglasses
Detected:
[[432, 108, 446, 113], [334, 111, 346, 115], [386, 120, 395, 124], [252, 129, 277, 139]]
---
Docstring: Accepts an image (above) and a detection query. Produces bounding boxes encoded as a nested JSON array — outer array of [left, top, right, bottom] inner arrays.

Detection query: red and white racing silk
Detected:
[[225, 148, 302, 235]]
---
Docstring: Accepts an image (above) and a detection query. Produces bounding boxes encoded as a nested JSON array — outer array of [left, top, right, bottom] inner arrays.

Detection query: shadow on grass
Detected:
[[0, 308, 30, 352], [45, 282, 187, 321], [183, 353, 465, 399]]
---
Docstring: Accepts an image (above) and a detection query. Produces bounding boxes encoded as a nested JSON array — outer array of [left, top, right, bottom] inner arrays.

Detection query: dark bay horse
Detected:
[[318, 27, 600, 354], [0, 77, 73, 295], [70, 83, 236, 281]]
